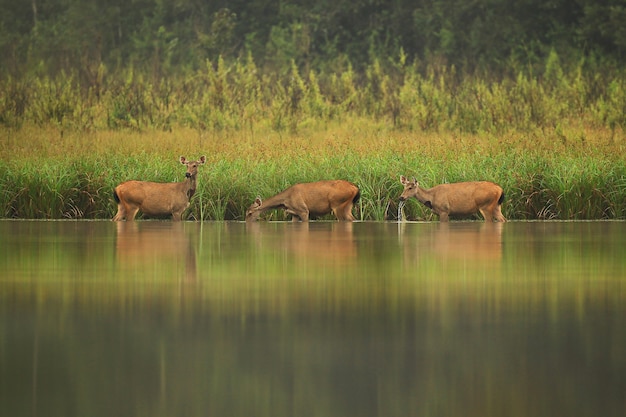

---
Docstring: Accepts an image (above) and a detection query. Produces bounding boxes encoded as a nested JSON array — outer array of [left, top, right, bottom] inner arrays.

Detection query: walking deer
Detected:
[[245, 180, 360, 222], [112, 156, 206, 221], [399, 175, 506, 222]]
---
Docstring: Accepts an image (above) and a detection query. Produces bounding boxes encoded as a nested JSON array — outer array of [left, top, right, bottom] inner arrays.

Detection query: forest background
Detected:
[[0, 0, 625, 220]]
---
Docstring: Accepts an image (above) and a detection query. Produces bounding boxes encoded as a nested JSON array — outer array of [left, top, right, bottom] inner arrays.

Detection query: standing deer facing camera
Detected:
[[113, 156, 206, 221], [399, 175, 506, 222], [246, 180, 360, 222]]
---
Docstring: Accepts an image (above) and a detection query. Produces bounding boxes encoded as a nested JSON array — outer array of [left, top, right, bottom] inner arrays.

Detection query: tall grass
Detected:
[[1, 53, 625, 135], [1, 125, 624, 220]]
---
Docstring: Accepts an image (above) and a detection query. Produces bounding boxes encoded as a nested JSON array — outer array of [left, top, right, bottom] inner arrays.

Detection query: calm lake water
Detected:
[[1, 220, 624, 417]]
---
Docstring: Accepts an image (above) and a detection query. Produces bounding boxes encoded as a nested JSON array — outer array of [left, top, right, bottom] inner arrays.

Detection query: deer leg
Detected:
[[126, 205, 140, 221], [287, 200, 310, 222], [494, 206, 507, 222], [284, 208, 297, 221], [283, 208, 304, 222], [334, 201, 355, 221], [438, 212, 450, 222], [479, 208, 494, 222], [112, 204, 126, 221], [297, 209, 310, 222]]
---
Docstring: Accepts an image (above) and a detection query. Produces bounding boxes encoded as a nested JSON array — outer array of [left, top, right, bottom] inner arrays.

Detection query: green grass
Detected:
[[1, 124, 625, 220]]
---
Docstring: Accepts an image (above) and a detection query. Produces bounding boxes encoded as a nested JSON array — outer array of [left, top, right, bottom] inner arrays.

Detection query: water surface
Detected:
[[1, 220, 624, 417]]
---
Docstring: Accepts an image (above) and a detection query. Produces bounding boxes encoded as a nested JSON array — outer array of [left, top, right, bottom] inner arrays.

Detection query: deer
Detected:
[[398, 175, 506, 222], [245, 180, 360, 222], [112, 156, 206, 221]]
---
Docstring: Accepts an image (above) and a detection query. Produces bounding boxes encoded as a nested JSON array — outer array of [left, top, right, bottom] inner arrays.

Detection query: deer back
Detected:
[[116, 180, 190, 215], [431, 182, 502, 214], [291, 180, 358, 213]]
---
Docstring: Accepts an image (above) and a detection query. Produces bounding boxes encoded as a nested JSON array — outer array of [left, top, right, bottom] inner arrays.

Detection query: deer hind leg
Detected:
[[478, 203, 494, 222], [479, 208, 493, 222], [112, 204, 126, 221], [125, 204, 140, 221], [334, 201, 355, 221], [480, 201, 507, 222], [494, 205, 507, 222]]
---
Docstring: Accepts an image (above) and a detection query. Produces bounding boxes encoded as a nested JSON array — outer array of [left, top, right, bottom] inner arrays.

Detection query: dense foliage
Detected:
[[1, 1, 625, 221], [0, 0, 625, 135], [1, 0, 625, 79]]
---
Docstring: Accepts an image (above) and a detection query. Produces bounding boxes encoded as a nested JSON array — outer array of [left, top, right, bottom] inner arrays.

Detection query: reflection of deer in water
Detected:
[[399, 175, 506, 222], [246, 180, 360, 222], [113, 156, 206, 221], [400, 222, 504, 265], [246, 222, 357, 265], [434, 222, 503, 261], [115, 222, 197, 281]]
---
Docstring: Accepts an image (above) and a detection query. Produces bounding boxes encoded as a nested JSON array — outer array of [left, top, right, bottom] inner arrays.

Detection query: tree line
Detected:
[[1, 0, 625, 83]]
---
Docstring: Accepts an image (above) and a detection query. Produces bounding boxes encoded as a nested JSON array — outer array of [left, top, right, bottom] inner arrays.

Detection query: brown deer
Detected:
[[245, 180, 360, 222], [112, 156, 206, 221], [399, 175, 506, 222]]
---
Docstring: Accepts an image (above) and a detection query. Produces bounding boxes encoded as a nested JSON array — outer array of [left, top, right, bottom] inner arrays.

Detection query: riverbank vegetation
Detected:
[[1, 120, 625, 221], [1, 1, 625, 220]]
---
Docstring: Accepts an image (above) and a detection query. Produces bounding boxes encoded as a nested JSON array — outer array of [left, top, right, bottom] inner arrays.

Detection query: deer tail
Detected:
[[353, 188, 361, 204], [498, 191, 505, 205], [113, 190, 120, 203]]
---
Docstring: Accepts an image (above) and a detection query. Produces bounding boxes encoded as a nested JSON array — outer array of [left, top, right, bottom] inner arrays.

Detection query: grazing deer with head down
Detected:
[[399, 175, 506, 222], [112, 156, 206, 221], [245, 180, 360, 222]]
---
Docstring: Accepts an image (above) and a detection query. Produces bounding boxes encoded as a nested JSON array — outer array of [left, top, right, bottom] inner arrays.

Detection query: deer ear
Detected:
[[412, 177, 417, 184], [400, 175, 407, 184], [180, 156, 187, 164], [255, 197, 262, 206], [199, 156, 206, 164]]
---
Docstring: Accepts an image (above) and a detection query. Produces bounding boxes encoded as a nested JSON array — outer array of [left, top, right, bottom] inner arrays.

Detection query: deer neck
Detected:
[[181, 175, 197, 200], [256, 191, 289, 212], [413, 185, 434, 205]]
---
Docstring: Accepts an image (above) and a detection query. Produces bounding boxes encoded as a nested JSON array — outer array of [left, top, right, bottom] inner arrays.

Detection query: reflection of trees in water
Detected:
[[15, 300, 624, 417], [3, 222, 625, 417]]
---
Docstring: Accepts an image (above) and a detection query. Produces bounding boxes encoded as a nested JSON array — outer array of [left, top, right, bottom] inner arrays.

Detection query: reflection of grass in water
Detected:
[[2, 222, 624, 417], [2, 222, 622, 319]]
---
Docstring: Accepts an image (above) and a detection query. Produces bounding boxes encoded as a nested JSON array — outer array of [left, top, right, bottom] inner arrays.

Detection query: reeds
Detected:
[[1, 125, 624, 220]]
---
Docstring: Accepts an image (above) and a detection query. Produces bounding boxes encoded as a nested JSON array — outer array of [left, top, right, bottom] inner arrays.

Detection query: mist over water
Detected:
[[1, 220, 625, 417]]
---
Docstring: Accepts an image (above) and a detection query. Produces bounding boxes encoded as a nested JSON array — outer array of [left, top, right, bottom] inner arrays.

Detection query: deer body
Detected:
[[399, 175, 506, 222], [246, 180, 360, 222], [113, 156, 206, 221]]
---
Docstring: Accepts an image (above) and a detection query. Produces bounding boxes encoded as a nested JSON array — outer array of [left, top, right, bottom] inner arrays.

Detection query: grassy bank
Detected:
[[1, 123, 625, 221]]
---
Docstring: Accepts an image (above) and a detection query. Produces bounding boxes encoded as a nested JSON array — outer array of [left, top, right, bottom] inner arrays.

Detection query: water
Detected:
[[1, 220, 625, 417], [397, 199, 405, 221]]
